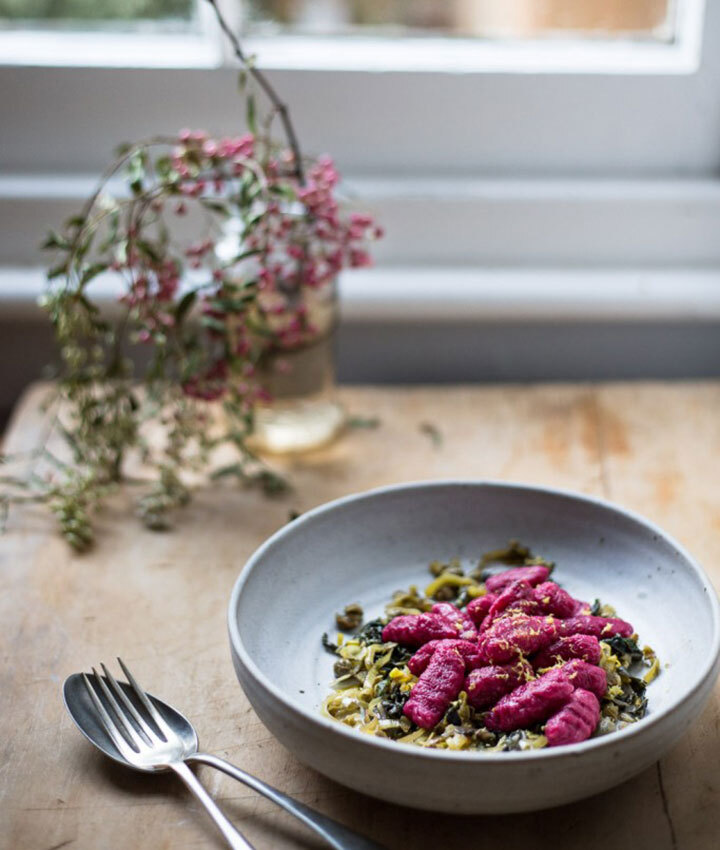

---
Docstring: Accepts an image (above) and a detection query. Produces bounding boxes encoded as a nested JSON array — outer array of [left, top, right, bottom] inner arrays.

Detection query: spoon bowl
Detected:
[[63, 663, 385, 850], [63, 673, 198, 772]]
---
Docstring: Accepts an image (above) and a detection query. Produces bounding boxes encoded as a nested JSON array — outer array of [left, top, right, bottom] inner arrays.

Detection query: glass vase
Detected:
[[216, 217, 346, 453], [251, 280, 345, 454]]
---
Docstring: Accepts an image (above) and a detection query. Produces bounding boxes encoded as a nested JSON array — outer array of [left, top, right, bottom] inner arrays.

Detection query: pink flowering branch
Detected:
[[205, 0, 305, 185], [25, 6, 384, 549]]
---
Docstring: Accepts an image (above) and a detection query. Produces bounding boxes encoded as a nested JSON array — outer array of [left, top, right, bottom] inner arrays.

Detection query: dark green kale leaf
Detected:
[[380, 644, 414, 672], [604, 635, 643, 665], [321, 632, 338, 653], [380, 686, 410, 720], [357, 618, 384, 645]]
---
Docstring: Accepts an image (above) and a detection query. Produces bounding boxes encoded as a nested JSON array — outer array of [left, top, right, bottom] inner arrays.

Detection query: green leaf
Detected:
[[419, 421, 443, 448], [348, 415, 381, 430], [64, 214, 86, 229], [208, 294, 255, 313], [75, 232, 95, 262], [201, 316, 226, 333], [47, 262, 69, 280], [269, 183, 296, 200], [135, 240, 161, 263], [244, 317, 275, 337], [80, 262, 108, 286], [75, 293, 99, 315], [154, 154, 173, 179], [199, 198, 231, 217], [255, 469, 289, 497], [175, 290, 197, 323], [127, 150, 147, 196], [243, 209, 265, 229], [41, 230, 70, 251], [229, 248, 262, 263], [246, 94, 257, 134], [99, 209, 121, 253], [211, 463, 245, 480]]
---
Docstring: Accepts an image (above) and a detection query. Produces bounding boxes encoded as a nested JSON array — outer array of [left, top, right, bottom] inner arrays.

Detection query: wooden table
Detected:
[[3, 381, 720, 850]]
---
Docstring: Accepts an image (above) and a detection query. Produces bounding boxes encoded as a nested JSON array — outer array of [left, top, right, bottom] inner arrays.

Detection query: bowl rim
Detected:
[[227, 479, 720, 763]]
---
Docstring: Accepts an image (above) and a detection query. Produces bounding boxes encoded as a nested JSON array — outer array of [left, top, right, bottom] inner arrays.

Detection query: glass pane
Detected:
[[247, 0, 674, 40], [0, 0, 195, 29]]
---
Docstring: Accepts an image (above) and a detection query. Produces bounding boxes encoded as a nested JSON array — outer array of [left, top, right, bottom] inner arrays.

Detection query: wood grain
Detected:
[[2, 381, 719, 850]]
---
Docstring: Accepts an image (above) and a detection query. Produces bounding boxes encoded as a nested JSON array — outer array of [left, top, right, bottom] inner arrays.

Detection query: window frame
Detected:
[[0, 0, 718, 275], [0, 0, 715, 175], [0, 0, 704, 73]]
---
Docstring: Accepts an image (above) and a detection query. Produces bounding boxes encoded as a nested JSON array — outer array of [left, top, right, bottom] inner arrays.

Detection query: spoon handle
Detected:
[[190, 753, 386, 850], [170, 760, 257, 850]]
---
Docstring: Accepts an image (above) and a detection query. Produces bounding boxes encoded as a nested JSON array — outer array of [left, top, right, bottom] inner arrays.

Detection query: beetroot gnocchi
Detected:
[[323, 543, 659, 751]]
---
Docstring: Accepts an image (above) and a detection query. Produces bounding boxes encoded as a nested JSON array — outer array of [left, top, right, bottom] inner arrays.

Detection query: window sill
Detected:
[[0, 31, 220, 69], [2, 265, 719, 323]]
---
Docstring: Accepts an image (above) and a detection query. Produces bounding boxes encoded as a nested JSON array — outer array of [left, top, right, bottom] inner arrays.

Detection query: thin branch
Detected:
[[64, 137, 179, 275], [205, 0, 305, 185]]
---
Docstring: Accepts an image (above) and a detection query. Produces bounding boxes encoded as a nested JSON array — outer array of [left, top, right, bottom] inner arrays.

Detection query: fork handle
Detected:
[[189, 753, 386, 850], [170, 760, 257, 850]]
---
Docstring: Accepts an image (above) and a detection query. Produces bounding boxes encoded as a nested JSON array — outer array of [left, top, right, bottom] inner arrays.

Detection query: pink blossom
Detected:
[[350, 213, 374, 227], [182, 359, 228, 401], [235, 338, 251, 356], [349, 249, 372, 268]]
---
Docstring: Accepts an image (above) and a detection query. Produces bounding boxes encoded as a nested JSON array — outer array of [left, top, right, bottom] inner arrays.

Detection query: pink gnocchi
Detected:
[[325, 548, 656, 752], [557, 614, 633, 639], [408, 639, 485, 676], [431, 602, 477, 641], [545, 688, 601, 747], [485, 564, 550, 593], [479, 613, 558, 663], [381, 612, 462, 646], [485, 671, 574, 732], [531, 581, 578, 619], [403, 644, 466, 729], [466, 593, 497, 626], [557, 659, 607, 700], [465, 659, 533, 709], [533, 634, 602, 669]]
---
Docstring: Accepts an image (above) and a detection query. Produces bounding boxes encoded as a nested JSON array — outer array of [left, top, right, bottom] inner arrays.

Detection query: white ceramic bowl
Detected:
[[228, 481, 720, 813]]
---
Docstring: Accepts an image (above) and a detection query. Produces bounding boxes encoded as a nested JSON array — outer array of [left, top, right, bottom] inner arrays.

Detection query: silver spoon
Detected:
[[63, 659, 385, 850]]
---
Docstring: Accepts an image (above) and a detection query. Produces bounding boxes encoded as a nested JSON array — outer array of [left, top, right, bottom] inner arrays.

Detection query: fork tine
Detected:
[[100, 662, 159, 745], [116, 657, 173, 740], [91, 667, 147, 753], [82, 672, 139, 758]]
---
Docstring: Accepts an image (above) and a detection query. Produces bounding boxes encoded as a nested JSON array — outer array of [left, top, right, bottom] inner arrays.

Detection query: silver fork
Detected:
[[71, 660, 385, 850], [82, 660, 255, 850]]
